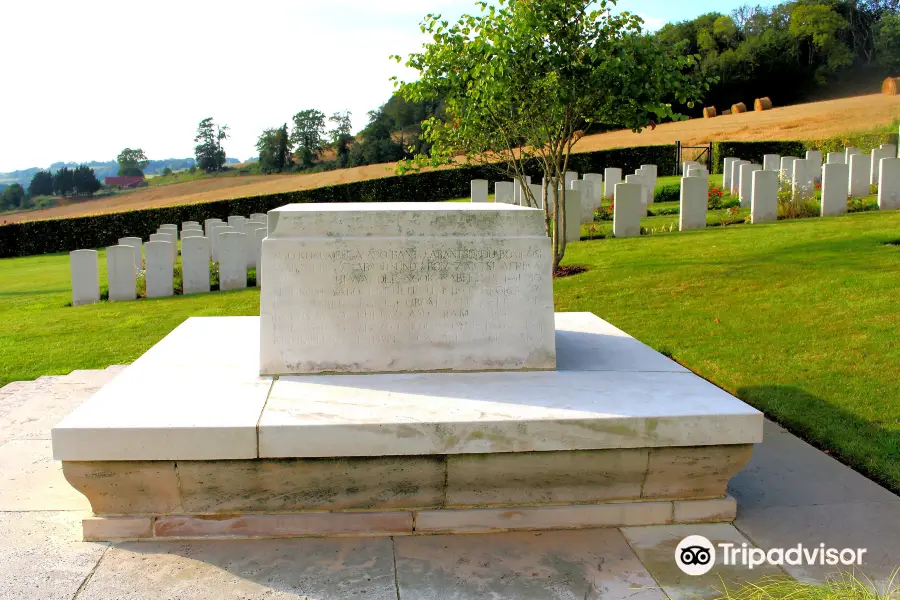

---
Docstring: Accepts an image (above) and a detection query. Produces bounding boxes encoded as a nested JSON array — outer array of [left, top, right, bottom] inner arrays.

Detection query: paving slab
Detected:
[[730, 420, 900, 586], [76, 537, 398, 600], [0, 510, 106, 600], [620, 523, 784, 599], [394, 529, 667, 599], [0, 439, 90, 511]]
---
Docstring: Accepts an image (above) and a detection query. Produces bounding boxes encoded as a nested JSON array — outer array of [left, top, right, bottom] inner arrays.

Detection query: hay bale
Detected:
[[703, 106, 717, 118], [754, 97, 773, 111], [882, 77, 900, 95], [722, 109, 732, 115], [731, 102, 747, 114]]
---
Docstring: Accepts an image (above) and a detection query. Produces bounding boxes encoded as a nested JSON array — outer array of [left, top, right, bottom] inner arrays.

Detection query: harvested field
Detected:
[[4, 93, 900, 224]]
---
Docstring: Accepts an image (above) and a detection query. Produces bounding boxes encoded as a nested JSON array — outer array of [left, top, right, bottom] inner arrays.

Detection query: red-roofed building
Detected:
[[104, 176, 145, 189]]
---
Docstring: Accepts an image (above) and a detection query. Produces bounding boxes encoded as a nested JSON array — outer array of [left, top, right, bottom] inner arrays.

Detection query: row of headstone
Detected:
[[69, 213, 270, 306], [722, 142, 900, 221]]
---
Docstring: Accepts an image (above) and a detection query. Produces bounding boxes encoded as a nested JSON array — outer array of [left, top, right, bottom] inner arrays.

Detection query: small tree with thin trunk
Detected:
[[393, 0, 707, 270]]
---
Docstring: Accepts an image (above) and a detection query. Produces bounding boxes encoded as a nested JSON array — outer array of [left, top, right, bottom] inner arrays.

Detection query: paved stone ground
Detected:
[[1, 368, 898, 599]]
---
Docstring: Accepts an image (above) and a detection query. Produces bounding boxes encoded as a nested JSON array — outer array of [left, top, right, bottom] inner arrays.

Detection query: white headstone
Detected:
[[763, 154, 780, 172], [848, 153, 871, 197], [881, 143, 897, 158], [69, 249, 99, 306], [470, 179, 489, 203], [870, 147, 892, 186], [181, 236, 211, 295], [624, 174, 648, 217], [159, 223, 177, 233], [144, 241, 173, 298], [723, 157, 738, 191], [731, 160, 749, 194], [159, 225, 178, 242], [679, 177, 707, 231], [613, 183, 642, 238], [845, 147, 861, 163], [805, 150, 823, 181], [528, 183, 544, 210], [117, 237, 142, 273], [250, 213, 268, 223], [826, 152, 845, 165], [635, 167, 654, 206], [253, 227, 267, 287], [181, 229, 202, 240], [570, 180, 594, 223], [821, 162, 849, 217], [495, 181, 514, 205], [204, 218, 224, 236], [682, 160, 701, 175], [562, 188, 581, 242], [780, 157, 798, 184], [149, 232, 176, 265], [751, 170, 778, 223], [259, 203, 555, 375], [640, 164, 658, 192], [878, 157, 900, 210], [182, 221, 201, 230], [792, 159, 811, 200], [219, 232, 247, 291], [106, 245, 137, 302], [603, 168, 621, 200], [564, 171, 578, 191], [228, 216, 247, 232], [213, 225, 236, 263], [543, 178, 558, 213], [739, 163, 762, 207], [208, 223, 226, 261]]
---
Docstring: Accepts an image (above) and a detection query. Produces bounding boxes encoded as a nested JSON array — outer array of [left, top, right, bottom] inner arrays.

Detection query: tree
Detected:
[[52, 167, 75, 197], [161, 166, 173, 176], [256, 124, 293, 173], [329, 111, 354, 168], [116, 148, 149, 177], [290, 109, 326, 167], [194, 117, 230, 172], [0, 184, 26, 210], [28, 170, 54, 197], [393, 0, 707, 270], [876, 12, 900, 69], [72, 165, 102, 196], [790, 5, 853, 73]]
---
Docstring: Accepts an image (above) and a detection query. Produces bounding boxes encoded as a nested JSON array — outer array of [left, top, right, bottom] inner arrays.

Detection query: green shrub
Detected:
[[0, 144, 677, 258], [848, 196, 878, 213], [777, 189, 820, 220], [654, 183, 680, 203]]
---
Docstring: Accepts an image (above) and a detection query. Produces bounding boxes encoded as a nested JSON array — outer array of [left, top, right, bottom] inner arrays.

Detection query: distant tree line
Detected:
[[657, 0, 900, 113]]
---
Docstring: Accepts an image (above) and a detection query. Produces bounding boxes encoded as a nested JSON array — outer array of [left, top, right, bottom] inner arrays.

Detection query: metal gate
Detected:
[[674, 141, 713, 175]]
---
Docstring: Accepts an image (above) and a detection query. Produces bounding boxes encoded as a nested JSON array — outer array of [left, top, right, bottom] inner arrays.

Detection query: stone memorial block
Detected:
[[845, 147, 861, 163], [564, 171, 578, 190], [219, 232, 248, 291], [117, 237, 142, 272], [570, 180, 594, 223], [635, 167, 654, 206], [826, 152, 845, 165], [182, 236, 211, 295], [562, 188, 581, 242], [779, 156, 797, 185], [624, 174, 648, 217], [253, 227, 267, 286], [149, 232, 176, 265], [106, 245, 137, 302], [70, 249, 100, 306], [470, 179, 489, 203], [878, 157, 900, 210], [528, 183, 544, 209], [792, 159, 811, 199], [159, 224, 177, 237], [686, 166, 707, 179], [259, 203, 556, 375], [159, 223, 177, 232], [821, 162, 849, 217], [494, 182, 514, 205], [213, 225, 236, 262], [640, 164, 658, 191], [763, 154, 780, 172], [731, 159, 748, 194], [682, 160, 700, 175], [613, 183, 642, 238], [603, 168, 621, 199], [181, 229, 202, 240], [848, 153, 871, 197], [182, 221, 201, 230], [250, 213, 268, 223], [679, 177, 707, 231], [722, 157, 737, 191], [542, 178, 559, 213], [751, 170, 778, 223], [881, 143, 897, 158], [145, 241, 173, 298], [583, 173, 603, 208], [805, 150, 822, 179], [738, 163, 762, 207], [871, 147, 892, 185]]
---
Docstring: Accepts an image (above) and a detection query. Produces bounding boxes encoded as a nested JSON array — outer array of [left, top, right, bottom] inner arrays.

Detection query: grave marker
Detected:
[[470, 179, 488, 203], [679, 177, 707, 231], [751, 170, 778, 223], [219, 232, 248, 291], [494, 182, 514, 204], [878, 157, 900, 210], [117, 237, 142, 273], [182, 236, 211, 295], [848, 153, 871, 197], [106, 245, 137, 302], [149, 232, 176, 265], [69, 250, 100, 306], [145, 241, 173, 298], [722, 157, 738, 190], [613, 183, 642, 238], [253, 227, 266, 286], [739, 163, 762, 207], [763, 154, 780, 172], [792, 159, 811, 199], [826, 152, 845, 164], [821, 162, 849, 217]]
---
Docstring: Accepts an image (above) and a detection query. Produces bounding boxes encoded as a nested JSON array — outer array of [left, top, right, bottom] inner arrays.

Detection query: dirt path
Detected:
[[5, 93, 899, 224]]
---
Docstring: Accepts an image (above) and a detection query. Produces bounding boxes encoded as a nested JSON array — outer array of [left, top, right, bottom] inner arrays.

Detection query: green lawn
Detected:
[[1, 207, 899, 493]]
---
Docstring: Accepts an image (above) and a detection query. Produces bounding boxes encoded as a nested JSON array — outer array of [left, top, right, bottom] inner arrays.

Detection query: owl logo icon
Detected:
[[675, 535, 716, 576]]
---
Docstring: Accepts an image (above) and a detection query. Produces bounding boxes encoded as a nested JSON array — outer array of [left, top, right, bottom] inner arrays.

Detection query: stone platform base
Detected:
[[83, 496, 738, 541]]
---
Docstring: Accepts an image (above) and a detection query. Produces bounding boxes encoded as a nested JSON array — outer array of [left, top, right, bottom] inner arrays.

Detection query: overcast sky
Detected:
[[0, 0, 775, 172]]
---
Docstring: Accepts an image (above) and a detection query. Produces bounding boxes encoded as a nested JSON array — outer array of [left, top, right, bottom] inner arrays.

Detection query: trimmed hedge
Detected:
[[711, 132, 898, 174], [0, 144, 676, 258]]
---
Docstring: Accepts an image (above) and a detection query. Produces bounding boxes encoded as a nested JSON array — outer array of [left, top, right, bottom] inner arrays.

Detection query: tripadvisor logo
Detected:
[[675, 535, 868, 576]]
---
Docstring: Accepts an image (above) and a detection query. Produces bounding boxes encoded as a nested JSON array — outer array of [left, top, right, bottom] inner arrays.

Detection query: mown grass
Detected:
[[1, 204, 899, 493], [706, 571, 900, 599]]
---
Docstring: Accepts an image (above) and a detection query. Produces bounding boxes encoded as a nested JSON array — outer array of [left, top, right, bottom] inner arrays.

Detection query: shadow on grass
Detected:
[[737, 384, 900, 496]]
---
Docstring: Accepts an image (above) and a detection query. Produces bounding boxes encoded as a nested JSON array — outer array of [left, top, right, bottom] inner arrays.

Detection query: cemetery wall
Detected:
[[0, 145, 677, 258]]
